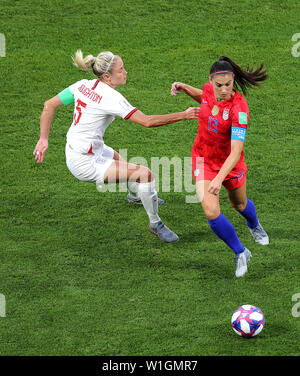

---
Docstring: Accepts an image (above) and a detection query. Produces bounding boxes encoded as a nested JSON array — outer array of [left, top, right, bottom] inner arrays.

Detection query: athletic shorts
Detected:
[[65, 143, 114, 186], [191, 154, 246, 191]]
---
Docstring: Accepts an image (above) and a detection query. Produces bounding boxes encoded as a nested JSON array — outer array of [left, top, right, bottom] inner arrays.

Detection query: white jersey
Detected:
[[61, 79, 137, 154]]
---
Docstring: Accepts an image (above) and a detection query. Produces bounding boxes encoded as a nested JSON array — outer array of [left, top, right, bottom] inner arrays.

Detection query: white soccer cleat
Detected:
[[235, 248, 252, 278], [249, 221, 269, 245]]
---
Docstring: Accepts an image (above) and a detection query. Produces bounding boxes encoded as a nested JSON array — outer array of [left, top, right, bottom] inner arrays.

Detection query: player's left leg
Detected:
[[103, 157, 178, 243], [196, 180, 251, 277], [227, 181, 269, 245], [111, 149, 165, 205]]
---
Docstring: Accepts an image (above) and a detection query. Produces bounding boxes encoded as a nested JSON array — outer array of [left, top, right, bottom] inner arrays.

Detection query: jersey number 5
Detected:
[[74, 99, 87, 126]]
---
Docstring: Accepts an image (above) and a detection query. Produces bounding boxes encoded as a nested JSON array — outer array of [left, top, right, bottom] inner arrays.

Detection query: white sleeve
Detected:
[[102, 91, 137, 119], [68, 79, 86, 94]]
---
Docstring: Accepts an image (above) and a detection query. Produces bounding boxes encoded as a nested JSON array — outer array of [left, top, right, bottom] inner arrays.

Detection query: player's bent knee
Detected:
[[205, 210, 221, 221], [128, 165, 153, 184], [229, 200, 247, 212], [139, 167, 153, 183], [201, 203, 220, 220]]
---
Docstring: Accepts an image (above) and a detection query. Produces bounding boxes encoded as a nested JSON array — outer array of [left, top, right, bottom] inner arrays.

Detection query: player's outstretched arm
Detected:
[[171, 82, 203, 104], [128, 107, 199, 128], [33, 95, 63, 163]]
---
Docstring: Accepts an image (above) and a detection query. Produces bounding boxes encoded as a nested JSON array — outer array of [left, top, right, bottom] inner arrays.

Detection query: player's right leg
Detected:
[[103, 160, 178, 243], [111, 149, 165, 205], [196, 179, 251, 277]]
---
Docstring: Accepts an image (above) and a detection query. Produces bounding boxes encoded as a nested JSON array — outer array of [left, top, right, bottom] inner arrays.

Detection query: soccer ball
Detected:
[[231, 305, 265, 338]]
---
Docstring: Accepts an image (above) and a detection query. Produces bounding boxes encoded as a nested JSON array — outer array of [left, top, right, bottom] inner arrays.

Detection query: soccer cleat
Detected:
[[234, 248, 252, 278], [149, 221, 179, 243], [126, 194, 165, 205], [249, 221, 269, 245]]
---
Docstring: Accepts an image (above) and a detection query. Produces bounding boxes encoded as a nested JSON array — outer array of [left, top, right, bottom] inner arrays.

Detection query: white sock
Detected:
[[127, 181, 140, 199], [138, 180, 160, 225]]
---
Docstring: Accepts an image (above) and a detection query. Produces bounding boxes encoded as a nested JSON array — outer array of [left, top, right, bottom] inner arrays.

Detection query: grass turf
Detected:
[[0, 0, 299, 356]]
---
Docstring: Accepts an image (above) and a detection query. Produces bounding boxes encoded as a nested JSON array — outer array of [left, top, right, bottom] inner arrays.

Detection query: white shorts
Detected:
[[65, 143, 115, 185]]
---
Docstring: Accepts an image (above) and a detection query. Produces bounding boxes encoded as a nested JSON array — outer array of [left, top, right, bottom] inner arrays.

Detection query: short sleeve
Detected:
[[231, 98, 249, 129], [202, 82, 214, 94], [102, 91, 137, 119], [231, 98, 249, 142]]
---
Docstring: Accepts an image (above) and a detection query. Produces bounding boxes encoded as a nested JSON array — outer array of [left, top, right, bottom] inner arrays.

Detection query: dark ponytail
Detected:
[[210, 56, 268, 95]]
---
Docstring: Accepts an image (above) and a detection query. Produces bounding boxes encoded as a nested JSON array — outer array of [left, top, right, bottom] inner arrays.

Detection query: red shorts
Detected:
[[191, 155, 247, 191]]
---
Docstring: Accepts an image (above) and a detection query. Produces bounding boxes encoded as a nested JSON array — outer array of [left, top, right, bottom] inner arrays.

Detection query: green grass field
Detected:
[[0, 0, 299, 356]]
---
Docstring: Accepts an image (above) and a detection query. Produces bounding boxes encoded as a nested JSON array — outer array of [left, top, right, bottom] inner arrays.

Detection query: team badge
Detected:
[[239, 112, 248, 125], [211, 105, 219, 116], [223, 109, 229, 120], [194, 169, 200, 177]]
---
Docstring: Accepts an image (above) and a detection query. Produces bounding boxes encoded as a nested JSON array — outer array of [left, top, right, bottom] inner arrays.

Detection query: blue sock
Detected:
[[239, 199, 259, 229], [207, 213, 244, 254]]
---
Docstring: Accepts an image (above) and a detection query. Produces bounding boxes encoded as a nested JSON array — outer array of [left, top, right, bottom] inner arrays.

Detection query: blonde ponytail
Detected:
[[72, 50, 96, 71], [72, 49, 118, 79]]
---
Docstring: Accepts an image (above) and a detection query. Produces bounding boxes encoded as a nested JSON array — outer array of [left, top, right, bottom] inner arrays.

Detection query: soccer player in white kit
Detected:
[[33, 50, 199, 242]]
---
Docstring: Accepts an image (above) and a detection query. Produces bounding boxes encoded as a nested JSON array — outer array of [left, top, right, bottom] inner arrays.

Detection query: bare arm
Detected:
[[171, 82, 203, 104], [127, 107, 199, 128], [33, 95, 63, 163], [208, 140, 244, 195]]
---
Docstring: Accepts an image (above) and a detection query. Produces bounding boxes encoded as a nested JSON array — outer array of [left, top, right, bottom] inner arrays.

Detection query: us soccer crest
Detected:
[[223, 109, 229, 120]]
